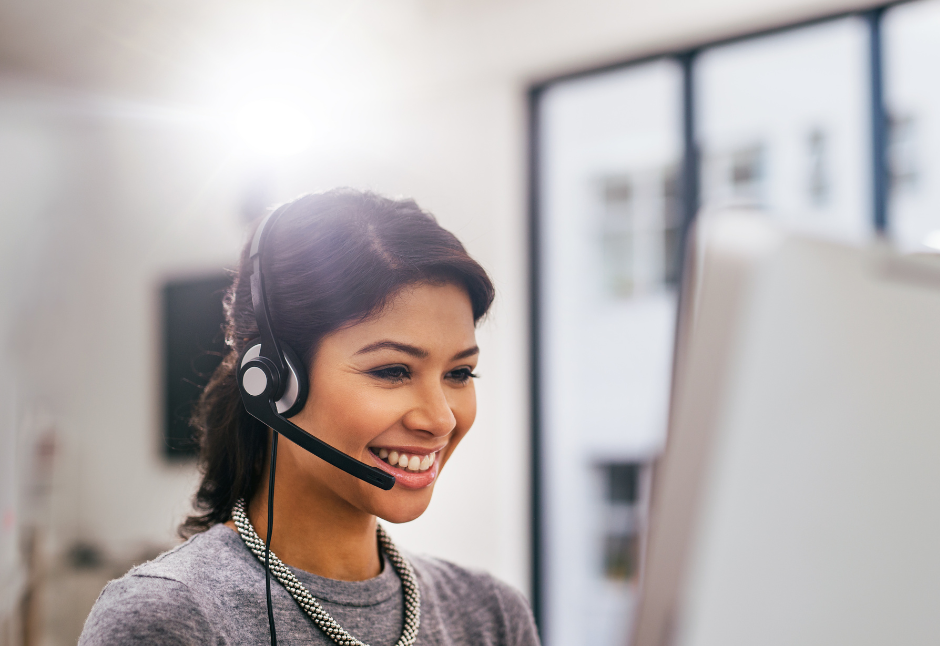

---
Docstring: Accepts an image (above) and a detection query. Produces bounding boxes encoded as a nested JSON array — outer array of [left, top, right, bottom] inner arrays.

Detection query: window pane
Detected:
[[884, 0, 940, 251], [537, 59, 680, 646], [697, 18, 872, 242]]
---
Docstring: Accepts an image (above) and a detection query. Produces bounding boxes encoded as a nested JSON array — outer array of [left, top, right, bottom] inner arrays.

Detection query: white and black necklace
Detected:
[[232, 499, 421, 646]]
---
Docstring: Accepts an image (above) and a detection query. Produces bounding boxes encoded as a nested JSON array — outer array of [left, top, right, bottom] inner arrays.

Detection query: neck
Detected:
[[228, 446, 383, 582]]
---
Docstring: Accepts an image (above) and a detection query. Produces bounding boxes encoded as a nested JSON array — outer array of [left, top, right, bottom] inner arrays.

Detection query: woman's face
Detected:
[[284, 281, 479, 523]]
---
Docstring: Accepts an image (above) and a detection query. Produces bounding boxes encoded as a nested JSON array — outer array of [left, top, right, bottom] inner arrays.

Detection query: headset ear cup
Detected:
[[278, 343, 309, 418]]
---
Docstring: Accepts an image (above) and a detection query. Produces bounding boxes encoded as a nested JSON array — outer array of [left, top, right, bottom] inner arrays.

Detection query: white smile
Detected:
[[371, 448, 437, 473]]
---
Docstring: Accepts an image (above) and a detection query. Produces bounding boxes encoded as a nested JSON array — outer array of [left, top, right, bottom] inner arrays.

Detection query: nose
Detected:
[[402, 381, 457, 437]]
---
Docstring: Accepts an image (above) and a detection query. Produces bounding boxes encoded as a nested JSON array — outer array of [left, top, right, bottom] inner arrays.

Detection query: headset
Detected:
[[237, 205, 396, 490], [236, 205, 396, 646]]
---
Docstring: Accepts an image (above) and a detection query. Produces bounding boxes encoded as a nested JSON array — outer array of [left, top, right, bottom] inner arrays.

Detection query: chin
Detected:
[[372, 493, 433, 525]]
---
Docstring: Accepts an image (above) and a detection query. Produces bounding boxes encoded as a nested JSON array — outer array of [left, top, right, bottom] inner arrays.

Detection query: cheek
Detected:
[[448, 387, 478, 443], [308, 380, 405, 446], [456, 389, 477, 428]]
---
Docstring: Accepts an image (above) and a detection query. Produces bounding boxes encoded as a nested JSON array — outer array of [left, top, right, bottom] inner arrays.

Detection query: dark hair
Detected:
[[180, 189, 495, 537]]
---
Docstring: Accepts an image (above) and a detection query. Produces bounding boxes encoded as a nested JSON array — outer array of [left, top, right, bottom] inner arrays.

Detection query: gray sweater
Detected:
[[78, 524, 540, 646]]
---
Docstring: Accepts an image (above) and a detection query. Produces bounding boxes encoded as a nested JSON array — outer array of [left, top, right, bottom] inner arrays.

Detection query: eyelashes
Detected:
[[447, 367, 478, 384], [368, 366, 410, 383], [367, 365, 478, 385]]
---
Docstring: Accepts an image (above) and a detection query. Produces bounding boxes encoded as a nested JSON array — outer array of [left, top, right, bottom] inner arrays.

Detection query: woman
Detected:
[[79, 190, 540, 646]]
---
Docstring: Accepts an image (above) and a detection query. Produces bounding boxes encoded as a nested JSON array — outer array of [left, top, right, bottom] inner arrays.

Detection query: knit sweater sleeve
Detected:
[[79, 573, 218, 646]]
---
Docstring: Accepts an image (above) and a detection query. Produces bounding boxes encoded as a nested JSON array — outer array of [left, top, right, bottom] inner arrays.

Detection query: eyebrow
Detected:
[[355, 341, 429, 358], [354, 340, 479, 361], [451, 346, 480, 360]]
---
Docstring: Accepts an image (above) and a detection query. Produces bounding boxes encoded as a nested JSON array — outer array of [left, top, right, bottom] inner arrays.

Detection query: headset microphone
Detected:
[[235, 206, 396, 491]]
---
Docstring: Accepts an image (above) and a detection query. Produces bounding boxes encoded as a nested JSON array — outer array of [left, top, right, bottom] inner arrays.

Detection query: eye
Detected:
[[446, 367, 478, 384], [368, 365, 411, 383]]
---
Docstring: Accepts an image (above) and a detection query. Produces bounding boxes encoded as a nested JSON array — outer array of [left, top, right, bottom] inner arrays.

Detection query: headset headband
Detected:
[[249, 206, 290, 398]]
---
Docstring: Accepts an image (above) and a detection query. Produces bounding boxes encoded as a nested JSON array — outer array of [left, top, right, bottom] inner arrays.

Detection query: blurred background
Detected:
[[1, 0, 938, 644]]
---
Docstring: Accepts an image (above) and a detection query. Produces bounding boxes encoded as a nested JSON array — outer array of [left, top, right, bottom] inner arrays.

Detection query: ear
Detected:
[[277, 343, 309, 418]]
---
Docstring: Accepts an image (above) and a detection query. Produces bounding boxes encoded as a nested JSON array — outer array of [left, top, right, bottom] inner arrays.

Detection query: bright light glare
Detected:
[[233, 100, 314, 157], [923, 230, 940, 251]]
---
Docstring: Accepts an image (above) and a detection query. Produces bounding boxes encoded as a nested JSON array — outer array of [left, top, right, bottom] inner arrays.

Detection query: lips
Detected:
[[368, 447, 442, 490]]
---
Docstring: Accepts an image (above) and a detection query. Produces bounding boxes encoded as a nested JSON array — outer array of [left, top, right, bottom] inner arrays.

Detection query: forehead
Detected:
[[326, 283, 477, 354]]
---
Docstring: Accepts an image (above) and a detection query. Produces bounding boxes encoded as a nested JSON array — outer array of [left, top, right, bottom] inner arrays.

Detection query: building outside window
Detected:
[[697, 17, 871, 242], [599, 167, 680, 299], [808, 129, 831, 207], [885, 0, 940, 250], [538, 58, 681, 646], [597, 462, 645, 583]]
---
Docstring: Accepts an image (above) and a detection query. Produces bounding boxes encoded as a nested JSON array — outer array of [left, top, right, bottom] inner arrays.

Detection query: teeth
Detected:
[[374, 449, 437, 472]]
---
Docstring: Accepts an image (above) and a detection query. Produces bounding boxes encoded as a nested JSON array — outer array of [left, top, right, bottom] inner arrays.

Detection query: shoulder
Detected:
[[409, 553, 523, 605], [128, 524, 245, 586], [79, 574, 212, 646], [79, 525, 243, 645], [408, 554, 541, 645]]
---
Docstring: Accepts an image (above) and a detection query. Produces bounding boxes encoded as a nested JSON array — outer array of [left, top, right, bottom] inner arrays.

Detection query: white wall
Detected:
[[0, 0, 883, 607], [0, 84, 245, 561]]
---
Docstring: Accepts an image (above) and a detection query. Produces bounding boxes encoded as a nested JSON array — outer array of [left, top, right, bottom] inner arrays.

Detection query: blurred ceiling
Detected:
[[0, 0, 411, 98], [0, 0, 881, 102]]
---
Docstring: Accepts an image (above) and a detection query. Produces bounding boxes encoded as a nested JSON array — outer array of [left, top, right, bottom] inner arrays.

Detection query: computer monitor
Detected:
[[633, 210, 940, 646]]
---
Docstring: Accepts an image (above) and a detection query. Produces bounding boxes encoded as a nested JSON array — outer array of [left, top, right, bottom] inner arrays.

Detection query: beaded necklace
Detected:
[[231, 499, 421, 646]]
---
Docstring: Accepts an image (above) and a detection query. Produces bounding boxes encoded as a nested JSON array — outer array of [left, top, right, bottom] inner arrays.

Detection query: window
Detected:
[[537, 58, 680, 646], [808, 129, 831, 207], [701, 144, 766, 208], [599, 167, 680, 298], [697, 17, 871, 242], [598, 462, 644, 582], [884, 0, 940, 250], [600, 175, 636, 297], [533, 5, 920, 645], [887, 114, 918, 193]]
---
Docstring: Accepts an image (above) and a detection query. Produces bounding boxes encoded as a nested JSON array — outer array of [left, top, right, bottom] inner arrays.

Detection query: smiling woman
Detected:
[[78, 190, 540, 646], [271, 282, 480, 535]]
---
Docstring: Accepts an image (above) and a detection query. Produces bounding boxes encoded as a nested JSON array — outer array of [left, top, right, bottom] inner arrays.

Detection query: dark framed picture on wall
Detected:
[[162, 273, 231, 458]]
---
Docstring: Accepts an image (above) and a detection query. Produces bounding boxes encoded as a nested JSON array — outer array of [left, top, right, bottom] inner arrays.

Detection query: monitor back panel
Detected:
[[635, 213, 940, 646]]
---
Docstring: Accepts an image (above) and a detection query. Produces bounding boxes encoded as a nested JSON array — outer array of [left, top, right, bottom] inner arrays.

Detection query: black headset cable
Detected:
[[265, 432, 279, 646]]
